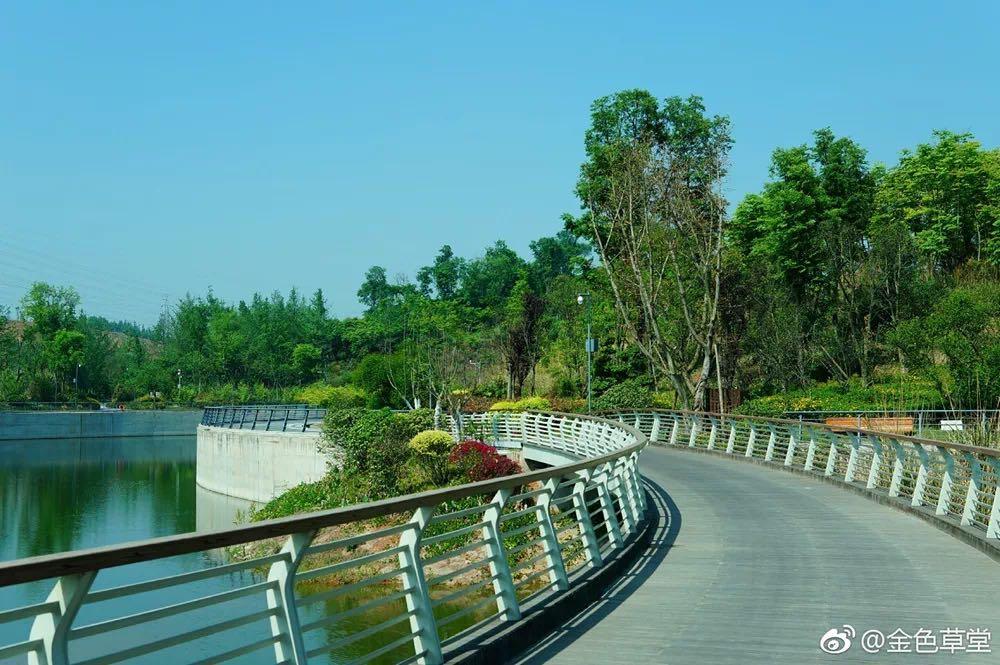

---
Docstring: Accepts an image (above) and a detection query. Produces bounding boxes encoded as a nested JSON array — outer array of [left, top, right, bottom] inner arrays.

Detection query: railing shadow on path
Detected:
[[511, 479, 681, 664]]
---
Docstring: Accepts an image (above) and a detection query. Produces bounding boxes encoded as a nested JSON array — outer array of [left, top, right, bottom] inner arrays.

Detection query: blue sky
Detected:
[[2, 1, 998, 324]]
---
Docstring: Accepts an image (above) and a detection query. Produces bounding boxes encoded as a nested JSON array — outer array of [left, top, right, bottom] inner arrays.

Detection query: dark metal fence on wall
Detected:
[[201, 404, 328, 432]]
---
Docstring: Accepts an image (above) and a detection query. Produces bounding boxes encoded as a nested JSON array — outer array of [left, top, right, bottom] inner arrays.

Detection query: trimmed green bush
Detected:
[[296, 383, 368, 409], [409, 429, 454, 457], [409, 429, 455, 485], [592, 379, 652, 411], [488, 396, 551, 412]]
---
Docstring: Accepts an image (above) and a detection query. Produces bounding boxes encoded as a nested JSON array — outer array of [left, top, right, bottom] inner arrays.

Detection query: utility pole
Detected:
[[177, 369, 182, 392], [577, 293, 594, 413]]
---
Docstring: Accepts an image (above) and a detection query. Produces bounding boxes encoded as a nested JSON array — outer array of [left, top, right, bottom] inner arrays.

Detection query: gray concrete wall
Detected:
[[194, 431, 568, 505], [196, 425, 331, 503], [0, 410, 202, 441]]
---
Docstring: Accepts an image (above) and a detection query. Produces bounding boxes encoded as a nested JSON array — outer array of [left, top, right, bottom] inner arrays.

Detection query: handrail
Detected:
[[0, 411, 647, 665], [602, 408, 1000, 458], [601, 409, 1000, 544]]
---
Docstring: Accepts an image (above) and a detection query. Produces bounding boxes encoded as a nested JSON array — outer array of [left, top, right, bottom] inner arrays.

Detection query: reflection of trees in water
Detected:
[[0, 437, 197, 559]]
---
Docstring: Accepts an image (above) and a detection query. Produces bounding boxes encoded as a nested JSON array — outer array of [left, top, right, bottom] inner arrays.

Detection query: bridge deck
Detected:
[[515, 446, 999, 664]]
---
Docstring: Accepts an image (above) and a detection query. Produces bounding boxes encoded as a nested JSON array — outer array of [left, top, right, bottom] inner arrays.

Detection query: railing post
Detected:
[[668, 415, 680, 446], [745, 424, 757, 458], [592, 464, 624, 551], [725, 420, 737, 454], [707, 417, 719, 450], [844, 435, 861, 483], [483, 488, 520, 620], [763, 425, 777, 461], [866, 436, 884, 490], [911, 444, 931, 507], [803, 430, 817, 471], [265, 408, 273, 431], [986, 458, 1000, 539], [537, 477, 570, 591], [935, 447, 955, 516], [783, 427, 796, 466], [612, 457, 642, 535], [824, 434, 839, 476], [268, 531, 315, 664], [627, 451, 646, 514], [572, 472, 604, 568], [961, 453, 983, 527], [650, 413, 661, 443], [238, 407, 247, 429], [687, 415, 701, 448], [887, 441, 906, 496], [281, 409, 290, 432], [28, 572, 96, 665], [398, 506, 443, 665]]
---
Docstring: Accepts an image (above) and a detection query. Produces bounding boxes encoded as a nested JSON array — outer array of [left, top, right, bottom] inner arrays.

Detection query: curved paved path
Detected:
[[515, 446, 999, 664]]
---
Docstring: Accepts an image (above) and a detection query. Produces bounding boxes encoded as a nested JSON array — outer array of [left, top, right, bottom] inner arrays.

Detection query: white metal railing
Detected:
[[602, 409, 1000, 540], [0, 412, 646, 665]]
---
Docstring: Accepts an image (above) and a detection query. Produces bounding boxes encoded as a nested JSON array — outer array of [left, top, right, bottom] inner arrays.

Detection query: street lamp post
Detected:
[[577, 293, 593, 413], [177, 369, 182, 392], [74, 363, 81, 395]]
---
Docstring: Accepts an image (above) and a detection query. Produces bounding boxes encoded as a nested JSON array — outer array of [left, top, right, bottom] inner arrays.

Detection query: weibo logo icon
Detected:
[[819, 625, 855, 654]]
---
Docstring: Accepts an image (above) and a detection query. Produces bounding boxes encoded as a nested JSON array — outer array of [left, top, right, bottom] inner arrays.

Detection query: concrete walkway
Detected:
[[515, 446, 1000, 664]]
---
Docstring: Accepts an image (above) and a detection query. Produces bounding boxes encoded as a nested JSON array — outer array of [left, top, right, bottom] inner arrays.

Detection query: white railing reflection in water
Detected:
[[604, 410, 1000, 539], [0, 411, 646, 665]]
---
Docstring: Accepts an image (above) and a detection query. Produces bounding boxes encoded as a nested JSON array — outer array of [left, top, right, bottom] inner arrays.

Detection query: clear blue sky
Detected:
[[2, 1, 998, 324]]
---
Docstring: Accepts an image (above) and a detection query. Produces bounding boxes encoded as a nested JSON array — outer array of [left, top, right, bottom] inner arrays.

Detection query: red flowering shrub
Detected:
[[449, 440, 521, 482]]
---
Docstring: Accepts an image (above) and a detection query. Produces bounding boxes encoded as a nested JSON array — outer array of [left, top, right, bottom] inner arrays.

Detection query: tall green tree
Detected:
[[570, 90, 731, 409], [417, 245, 464, 300], [731, 128, 880, 382], [874, 131, 1000, 273]]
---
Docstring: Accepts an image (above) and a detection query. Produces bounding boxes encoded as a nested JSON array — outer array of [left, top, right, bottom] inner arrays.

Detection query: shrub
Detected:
[[297, 383, 368, 409], [333, 409, 412, 497], [489, 396, 551, 412], [735, 374, 944, 417], [320, 407, 365, 449], [409, 429, 455, 485], [409, 429, 455, 458], [449, 440, 522, 482], [592, 379, 652, 411], [395, 409, 435, 440], [250, 475, 341, 521]]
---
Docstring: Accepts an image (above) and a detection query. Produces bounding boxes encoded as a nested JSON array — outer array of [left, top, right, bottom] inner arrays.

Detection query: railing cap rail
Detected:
[[0, 411, 644, 587]]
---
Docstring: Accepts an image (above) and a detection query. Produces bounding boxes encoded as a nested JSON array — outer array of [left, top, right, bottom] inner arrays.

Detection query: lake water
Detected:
[[0, 436, 485, 663]]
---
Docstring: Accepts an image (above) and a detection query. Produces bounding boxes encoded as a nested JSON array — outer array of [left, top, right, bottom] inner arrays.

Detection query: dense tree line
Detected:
[[2, 90, 997, 412]]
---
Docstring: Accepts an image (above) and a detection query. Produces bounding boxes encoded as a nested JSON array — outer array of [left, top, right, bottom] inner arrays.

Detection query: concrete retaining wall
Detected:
[[194, 431, 574, 505], [0, 410, 202, 441], [196, 425, 330, 503]]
